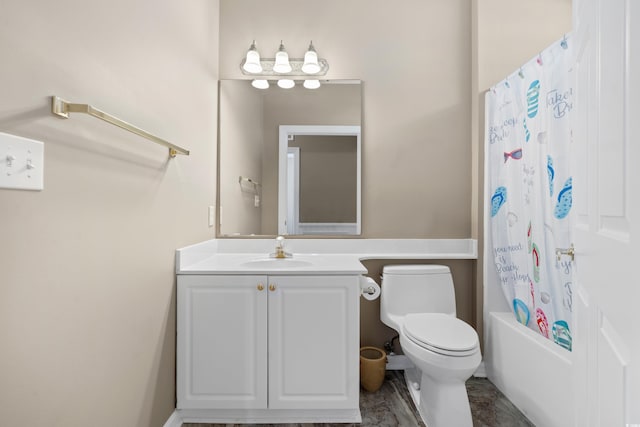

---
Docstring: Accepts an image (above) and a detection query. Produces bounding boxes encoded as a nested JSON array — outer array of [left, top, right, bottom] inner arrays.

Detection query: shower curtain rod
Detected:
[[50, 96, 189, 158]]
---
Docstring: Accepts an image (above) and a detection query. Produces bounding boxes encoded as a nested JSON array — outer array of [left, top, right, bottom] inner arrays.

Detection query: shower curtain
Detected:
[[486, 36, 573, 351]]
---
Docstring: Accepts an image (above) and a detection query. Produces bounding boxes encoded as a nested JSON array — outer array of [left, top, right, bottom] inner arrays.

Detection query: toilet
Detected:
[[380, 265, 481, 427]]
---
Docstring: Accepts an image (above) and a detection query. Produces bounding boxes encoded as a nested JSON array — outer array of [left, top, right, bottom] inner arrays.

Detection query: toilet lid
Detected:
[[403, 313, 479, 356]]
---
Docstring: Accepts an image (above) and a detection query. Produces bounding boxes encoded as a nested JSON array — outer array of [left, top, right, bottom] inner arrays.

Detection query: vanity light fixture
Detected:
[[301, 41, 321, 74], [239, 40, 329, 78], [277, 79, 295, 89], [251, 79, 269, 89], [242, 40, 263, 74], [303, 79, 321, 89], [273, 41, 292, 73]]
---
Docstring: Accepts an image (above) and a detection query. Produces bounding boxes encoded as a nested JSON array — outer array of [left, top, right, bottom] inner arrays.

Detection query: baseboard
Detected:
[[163, 410, 182, 427], [176, 408, 361, 424], [474, 360, 487, 378]]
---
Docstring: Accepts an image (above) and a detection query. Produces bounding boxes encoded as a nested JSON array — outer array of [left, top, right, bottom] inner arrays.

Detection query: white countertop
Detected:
[[176, 238, 477, 275], [179, 253, 367, 275]]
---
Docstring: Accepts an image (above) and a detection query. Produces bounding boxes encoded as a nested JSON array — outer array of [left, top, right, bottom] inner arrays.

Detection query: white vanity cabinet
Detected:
[[177, 274, 268, 410], [176, 273, 361, 423]]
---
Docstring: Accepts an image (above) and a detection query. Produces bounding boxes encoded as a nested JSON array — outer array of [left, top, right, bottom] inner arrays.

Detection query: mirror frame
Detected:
[[278, 125, 362, 236], [216, 79, 363, 238]]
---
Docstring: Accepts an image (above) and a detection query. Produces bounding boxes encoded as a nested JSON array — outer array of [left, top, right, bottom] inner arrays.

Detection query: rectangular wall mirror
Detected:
[[217, 79, 362, 237]]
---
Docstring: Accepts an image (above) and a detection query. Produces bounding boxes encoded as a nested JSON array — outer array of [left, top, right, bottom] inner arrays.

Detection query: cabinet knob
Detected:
[[257, 283, 264, 291], [269, 284, 276, 292]]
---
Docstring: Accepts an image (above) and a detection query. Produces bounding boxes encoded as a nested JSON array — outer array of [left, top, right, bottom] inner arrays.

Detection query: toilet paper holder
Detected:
[[359, 277, 381, 300], [362, 286, 377, 295]]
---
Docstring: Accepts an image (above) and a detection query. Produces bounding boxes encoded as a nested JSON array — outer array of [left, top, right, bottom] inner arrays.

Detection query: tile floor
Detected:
[[466, 375, 534, 427], [184, 371, 534, 427]]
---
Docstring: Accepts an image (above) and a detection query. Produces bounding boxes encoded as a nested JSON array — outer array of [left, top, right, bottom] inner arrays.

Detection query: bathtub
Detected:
[[485, 312, 574, 427]]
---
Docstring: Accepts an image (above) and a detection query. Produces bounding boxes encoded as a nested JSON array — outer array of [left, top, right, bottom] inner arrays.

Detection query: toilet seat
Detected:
[[403, 313, 479, 357]]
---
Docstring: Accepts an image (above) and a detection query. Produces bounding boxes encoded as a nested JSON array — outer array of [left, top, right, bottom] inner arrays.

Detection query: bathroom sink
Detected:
[[239, 258, 313, 269]]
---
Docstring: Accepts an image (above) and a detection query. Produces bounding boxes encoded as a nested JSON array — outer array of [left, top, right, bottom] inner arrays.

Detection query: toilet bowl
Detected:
[[380, 265, 481, 427], [400, 313, 481, 426]]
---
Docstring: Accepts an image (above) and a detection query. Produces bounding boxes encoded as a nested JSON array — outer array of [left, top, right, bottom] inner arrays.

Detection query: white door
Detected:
[[267, 275, 360, 410], [572, 0, 640, 425], [177, 275, 268, 409]]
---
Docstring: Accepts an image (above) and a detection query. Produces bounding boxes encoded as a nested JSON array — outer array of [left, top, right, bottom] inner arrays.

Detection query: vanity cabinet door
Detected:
[[267, 275, 360, 410], [177, 275, 268, 409]]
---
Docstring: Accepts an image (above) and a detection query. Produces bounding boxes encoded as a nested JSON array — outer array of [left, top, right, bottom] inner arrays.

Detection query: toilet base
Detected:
[[403, 368, 422, 412], [403, 369, 473, 427]]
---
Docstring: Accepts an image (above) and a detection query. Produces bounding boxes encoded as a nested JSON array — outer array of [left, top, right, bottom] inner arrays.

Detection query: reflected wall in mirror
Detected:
[[278, 125, 361, 235], [218, 79, 362, 237]]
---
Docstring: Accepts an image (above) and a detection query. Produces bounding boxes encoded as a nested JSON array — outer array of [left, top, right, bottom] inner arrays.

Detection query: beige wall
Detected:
[[220, 0, 569, 348], [260, 83, 361, 234], [219, 0, 477, 347], [360, 260, 474, 351], [219, 81, 263, 235], [476, 0, 573, 91], [0, 1, 576, 424], [293, 135, 358, 223], [0, 1, 218, 426], [219, 0, 472, 238]]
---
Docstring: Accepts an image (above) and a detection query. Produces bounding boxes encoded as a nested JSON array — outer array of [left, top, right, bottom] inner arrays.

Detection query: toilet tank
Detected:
[[380, 265, 457, 329]]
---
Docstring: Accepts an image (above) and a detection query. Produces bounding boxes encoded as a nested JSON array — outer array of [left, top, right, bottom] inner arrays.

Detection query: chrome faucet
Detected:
[[272, 236, 291, 258]]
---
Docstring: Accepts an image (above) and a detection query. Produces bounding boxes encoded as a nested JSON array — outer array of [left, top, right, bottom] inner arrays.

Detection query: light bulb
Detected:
[[251, 79, 269, 89], [303, 79, 320, 89], [273, 41, 292, 73], [242, 41, 262, 74], [301, 41, 321, 74], [277, 79, 295, 89]]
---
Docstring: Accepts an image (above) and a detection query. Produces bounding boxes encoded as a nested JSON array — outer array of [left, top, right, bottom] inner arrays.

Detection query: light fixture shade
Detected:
[[277, 79, 295, 89], [251, 79, 269, 89], [303, 79, 321, 89], [242, 41, 262, 74], [273, 41, 292, 73], [301, 42, 321, 74]]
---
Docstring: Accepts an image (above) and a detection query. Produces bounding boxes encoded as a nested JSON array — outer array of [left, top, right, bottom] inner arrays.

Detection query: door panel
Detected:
[[268, 275, 359, 409], [572, 0, 640, 424], [177, 275, 268, 409]]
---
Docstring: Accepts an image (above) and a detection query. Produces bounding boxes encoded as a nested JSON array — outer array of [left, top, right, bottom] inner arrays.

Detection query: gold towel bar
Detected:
[[51, 96, 189, 158]]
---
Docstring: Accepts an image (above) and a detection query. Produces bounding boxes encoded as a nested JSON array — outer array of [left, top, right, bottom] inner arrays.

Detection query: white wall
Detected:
[[0, 1, 219, 426]]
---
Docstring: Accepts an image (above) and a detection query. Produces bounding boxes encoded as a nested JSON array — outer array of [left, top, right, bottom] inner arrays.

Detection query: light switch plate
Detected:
[[0, 132, 44, 191]]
